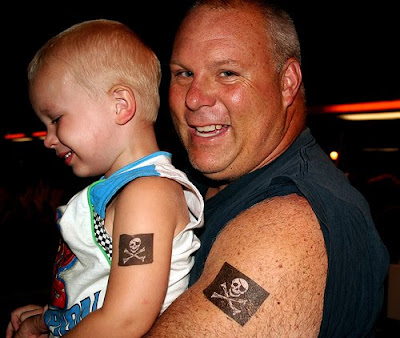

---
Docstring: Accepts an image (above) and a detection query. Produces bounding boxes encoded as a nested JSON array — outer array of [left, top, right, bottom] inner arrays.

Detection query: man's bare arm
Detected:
[[146, 194, 328, 337]]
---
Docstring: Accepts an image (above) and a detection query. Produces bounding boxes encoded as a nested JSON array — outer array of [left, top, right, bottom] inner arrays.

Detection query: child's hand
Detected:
[[6, 305, 47, 338]]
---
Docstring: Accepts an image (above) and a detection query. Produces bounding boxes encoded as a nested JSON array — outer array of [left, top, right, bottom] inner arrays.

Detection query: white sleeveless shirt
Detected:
[[44, 152, 204, 336]]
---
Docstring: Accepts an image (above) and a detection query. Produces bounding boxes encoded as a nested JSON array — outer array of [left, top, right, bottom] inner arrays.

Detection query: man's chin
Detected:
[[189, 158, 218, 176], [189, 162, 231, 183]]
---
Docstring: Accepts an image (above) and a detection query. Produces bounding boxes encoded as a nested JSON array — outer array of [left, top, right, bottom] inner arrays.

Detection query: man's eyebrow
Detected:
[[169, 58, 182, 66], [213, 59, 240, 67], [169, 58, 241, 68]]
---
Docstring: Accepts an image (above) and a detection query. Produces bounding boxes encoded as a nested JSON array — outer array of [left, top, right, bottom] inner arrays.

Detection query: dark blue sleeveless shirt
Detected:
[[189, 128, 389, 337]]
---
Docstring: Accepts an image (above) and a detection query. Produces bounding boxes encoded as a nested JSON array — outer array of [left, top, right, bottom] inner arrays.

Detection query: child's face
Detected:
[[30, 64, 120, 178]]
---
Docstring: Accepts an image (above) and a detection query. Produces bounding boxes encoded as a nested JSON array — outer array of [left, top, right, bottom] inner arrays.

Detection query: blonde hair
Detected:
[[28, 19, 161, 123]]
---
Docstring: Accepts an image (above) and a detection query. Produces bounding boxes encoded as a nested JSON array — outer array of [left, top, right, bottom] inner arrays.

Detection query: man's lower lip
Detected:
[[192, 126, 228, 138], [195, 131, 220, 138]]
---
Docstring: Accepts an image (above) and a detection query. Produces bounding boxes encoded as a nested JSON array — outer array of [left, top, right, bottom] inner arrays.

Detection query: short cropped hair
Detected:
[[190, 0, 301, 73], [28, 19, 161, 123]]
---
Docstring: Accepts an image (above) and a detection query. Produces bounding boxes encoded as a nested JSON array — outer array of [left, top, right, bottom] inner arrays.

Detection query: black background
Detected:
[[1, 1, 399, 335], [1, 1, 399, 133]]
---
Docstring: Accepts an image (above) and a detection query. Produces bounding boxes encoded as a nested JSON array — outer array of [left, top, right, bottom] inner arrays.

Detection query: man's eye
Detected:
[[221, 71, 236, 77], [175, 70, 193, 78]]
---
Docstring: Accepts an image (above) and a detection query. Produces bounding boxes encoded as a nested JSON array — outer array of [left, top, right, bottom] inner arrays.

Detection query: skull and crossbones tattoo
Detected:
[[203, 262, 269, 326], [118, 233, 153, 266], [211, 278, 249, 315], [123, 237, 146, 264]]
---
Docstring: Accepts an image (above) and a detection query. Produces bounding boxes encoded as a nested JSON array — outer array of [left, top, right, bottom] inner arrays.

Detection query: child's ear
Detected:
[[113, 86, 136, 125]]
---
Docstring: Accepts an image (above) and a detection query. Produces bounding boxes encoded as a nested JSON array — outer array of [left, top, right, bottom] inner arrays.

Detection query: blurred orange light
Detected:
[[4, 133, 26, 140], [11, 137, 33, 142], [330, 151, 339, 161], [309, 99, 400, 114], [32, 131, 47, 137]]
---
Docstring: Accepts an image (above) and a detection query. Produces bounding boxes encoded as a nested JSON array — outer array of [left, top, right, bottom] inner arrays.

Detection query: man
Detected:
[[148, 0, 389, 336]]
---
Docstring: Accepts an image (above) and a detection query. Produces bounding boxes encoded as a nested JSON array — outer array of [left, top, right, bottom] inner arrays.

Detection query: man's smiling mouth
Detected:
[[195, 124, 227, 137]]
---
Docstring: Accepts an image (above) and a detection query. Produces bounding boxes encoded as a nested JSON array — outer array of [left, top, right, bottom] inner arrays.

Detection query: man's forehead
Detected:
[[178, 5, 266, 39]]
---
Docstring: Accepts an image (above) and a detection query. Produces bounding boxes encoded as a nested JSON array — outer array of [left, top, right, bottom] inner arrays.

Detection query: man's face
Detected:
[[169, 6, 288, 181]]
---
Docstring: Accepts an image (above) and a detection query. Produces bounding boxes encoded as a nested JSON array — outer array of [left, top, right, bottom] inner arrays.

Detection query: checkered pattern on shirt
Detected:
[[93, 210, 113, 260]]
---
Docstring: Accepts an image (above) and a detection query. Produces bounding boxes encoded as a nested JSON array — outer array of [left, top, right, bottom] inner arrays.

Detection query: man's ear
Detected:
[[281, 58, 302, 107], [113, 86, 136, 125]]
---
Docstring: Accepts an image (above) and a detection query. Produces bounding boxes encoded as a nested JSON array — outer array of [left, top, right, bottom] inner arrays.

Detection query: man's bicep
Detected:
[[148, 194, 327, 337], [205, 195, 327, 336]]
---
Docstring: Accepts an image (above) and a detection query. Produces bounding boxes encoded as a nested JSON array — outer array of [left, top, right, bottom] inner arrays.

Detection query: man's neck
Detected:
[[205, 184, 228, 200]]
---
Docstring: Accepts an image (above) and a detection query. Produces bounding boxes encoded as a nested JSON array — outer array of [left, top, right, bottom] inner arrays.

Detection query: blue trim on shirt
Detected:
[[90, 152, 171, 218]]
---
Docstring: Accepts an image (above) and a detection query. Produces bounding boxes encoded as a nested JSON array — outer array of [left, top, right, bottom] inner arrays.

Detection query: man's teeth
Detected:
[[196, 125, 223, 132], [64, 151, 72, 159]]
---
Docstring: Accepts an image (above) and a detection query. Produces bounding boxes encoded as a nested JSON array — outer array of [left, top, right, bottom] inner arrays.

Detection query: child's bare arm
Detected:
[[63, 176, 189, 337]]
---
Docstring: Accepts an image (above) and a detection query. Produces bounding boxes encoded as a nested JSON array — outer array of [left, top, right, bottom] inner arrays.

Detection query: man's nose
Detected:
[[185, 77, 216, 111]]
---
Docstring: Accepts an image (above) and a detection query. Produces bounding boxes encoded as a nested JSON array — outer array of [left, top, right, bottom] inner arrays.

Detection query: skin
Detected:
[[6, 305, 47, 338], [146, 5, 327, 337], [30, 63, 152, 179], [7, 58, 192, 337], [169, 6, 305, 188]]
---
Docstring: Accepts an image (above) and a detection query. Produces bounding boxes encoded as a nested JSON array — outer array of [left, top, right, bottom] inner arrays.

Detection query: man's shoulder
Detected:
[[192, 193, 327, 336], [209, 193, 324, 270], [231, 193, 316, 231]]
